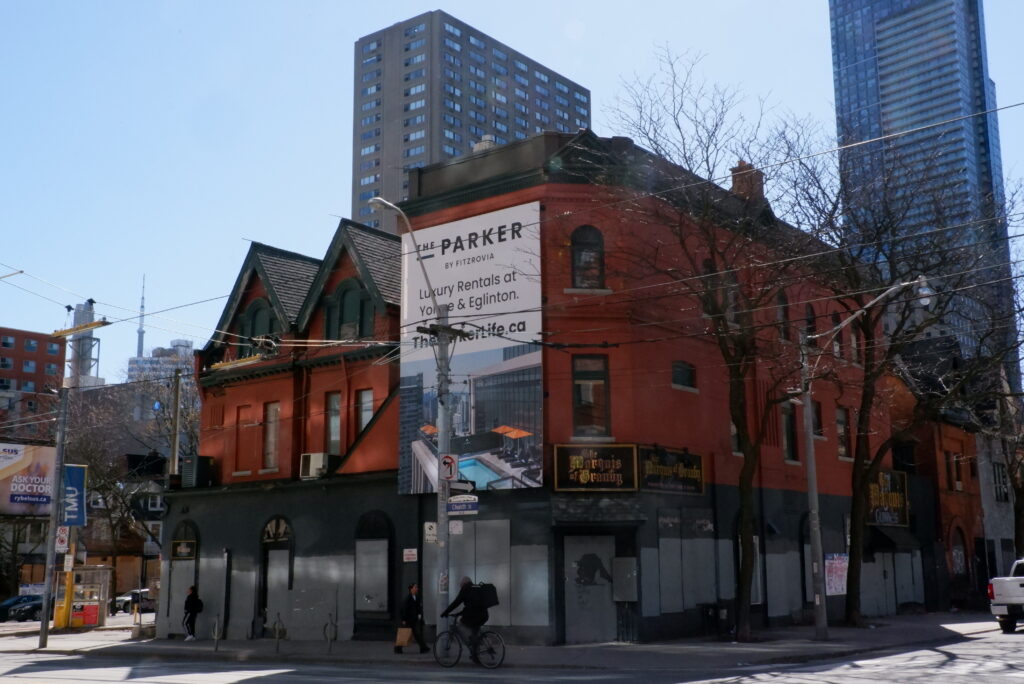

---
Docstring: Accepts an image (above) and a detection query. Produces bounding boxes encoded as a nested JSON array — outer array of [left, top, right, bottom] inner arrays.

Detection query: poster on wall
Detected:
[[0, 442, 56, 516], [867, 470, 909, 526], [825, 553, 848, 596], [398, 202, 543, 494]]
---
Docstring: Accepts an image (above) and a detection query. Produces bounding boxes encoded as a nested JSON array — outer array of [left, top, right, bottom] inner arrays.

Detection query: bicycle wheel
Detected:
[[433, 630, 461, 667], [475, 631, 505, 669]]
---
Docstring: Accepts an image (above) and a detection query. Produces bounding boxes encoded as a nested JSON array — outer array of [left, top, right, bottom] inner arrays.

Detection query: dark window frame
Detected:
[[572, 354, 610, 437], [782, 402, 799, 462], [671, 361, 697, 389], [570, 225, 605, 289]]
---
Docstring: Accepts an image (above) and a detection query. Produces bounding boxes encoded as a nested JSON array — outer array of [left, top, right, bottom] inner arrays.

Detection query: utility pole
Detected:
[[433, 310, 452, 629], [799, 334, 828, 641], [39, 387, 69, 648], [169, 368, 182, 477], [795, 276, 932, 642], [367, 196, 471, 632]]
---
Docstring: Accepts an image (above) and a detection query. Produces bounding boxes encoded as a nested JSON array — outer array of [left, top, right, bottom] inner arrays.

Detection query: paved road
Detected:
[[0, 612, 147, 636], [690, 628, 1024, 683], [0, 617, 1010, 683], [0, 651, 715, 683]]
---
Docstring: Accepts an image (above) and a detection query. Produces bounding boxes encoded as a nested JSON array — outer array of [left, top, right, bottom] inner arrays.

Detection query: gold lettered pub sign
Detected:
[[640, 446, 704, 494], [867, 470, 909, 527], [554, 444, 638, 492]]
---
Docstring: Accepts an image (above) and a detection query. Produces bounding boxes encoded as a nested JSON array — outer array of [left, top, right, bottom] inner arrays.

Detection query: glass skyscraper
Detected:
[[829, 0, 1012, 367]]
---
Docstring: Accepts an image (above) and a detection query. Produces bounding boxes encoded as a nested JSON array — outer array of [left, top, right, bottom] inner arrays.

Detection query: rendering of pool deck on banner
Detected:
[[399, 202, 543, 494]]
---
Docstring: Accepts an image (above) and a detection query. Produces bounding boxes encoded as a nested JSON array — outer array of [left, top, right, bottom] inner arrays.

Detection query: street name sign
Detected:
[[447, 494, 479, 516]]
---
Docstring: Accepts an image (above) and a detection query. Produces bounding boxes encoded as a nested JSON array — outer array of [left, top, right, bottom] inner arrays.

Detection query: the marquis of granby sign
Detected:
[[867, 470, 909, 526], [554, 444, 638, 492], [639, 446, 704, 494]]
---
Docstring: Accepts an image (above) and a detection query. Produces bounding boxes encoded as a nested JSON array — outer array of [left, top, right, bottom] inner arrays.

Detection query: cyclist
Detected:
[[441, 576, 488, 660]]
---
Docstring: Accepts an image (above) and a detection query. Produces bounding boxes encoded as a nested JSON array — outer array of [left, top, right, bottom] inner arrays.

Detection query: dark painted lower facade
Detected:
[[157, 472, 930, 644]]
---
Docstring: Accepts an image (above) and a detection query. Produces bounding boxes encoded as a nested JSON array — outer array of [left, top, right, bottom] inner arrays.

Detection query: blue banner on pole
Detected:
[[62, 464, 87, 527]]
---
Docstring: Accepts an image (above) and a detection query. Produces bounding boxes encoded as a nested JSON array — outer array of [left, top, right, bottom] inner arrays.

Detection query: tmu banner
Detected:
[[62, 464, 87, 527]]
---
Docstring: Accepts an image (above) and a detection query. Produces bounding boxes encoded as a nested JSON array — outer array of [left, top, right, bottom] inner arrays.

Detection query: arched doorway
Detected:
[[354, 511, 394, 638], [258, 516, 293, 636], [167, 521, 199, 630]]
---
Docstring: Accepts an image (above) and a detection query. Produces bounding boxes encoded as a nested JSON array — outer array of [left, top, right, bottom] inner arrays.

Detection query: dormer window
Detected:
[[327, 280, 374, 340], [238, 299, 278, 356]]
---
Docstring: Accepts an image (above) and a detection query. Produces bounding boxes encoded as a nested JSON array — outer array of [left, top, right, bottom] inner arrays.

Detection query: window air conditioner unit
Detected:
[[300, 452, 327, 480], [955, 481, 963, 491]]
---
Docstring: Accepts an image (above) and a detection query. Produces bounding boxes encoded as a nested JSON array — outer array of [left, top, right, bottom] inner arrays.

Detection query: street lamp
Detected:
[[367, 196, 456, 633], [799, 276, 931, 641]]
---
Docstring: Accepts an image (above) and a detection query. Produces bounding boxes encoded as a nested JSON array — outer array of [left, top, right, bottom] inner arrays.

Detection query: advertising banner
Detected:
[[62, 464, 87, 527], [399, 202, 542, 494], [554, 444, 639, 492], [867, 470, 909, 526], [640, 446, 703, 494], [0, 442, 56, 516]]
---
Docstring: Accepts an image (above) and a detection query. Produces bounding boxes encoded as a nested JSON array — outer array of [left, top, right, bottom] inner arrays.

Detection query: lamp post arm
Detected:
[[807, 278, 925, 345], [367, 197, 443, 320]]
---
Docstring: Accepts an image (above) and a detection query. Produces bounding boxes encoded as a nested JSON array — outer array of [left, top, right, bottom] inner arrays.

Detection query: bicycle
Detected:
[[433, 616, 505, 668]]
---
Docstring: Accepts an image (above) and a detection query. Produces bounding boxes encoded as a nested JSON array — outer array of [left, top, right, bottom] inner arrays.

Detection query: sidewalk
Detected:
[[0, 612, 998, 671]]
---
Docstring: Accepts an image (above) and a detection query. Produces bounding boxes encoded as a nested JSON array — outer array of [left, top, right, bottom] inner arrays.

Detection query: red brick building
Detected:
[[0, 326, 65, 441], [158, 222, 413, 642], [159, 131, 977, 644]]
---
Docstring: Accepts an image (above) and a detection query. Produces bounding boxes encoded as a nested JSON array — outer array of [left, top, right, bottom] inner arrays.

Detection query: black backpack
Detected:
[[472, 583, 499, 609], [195, 598, 204, 613]]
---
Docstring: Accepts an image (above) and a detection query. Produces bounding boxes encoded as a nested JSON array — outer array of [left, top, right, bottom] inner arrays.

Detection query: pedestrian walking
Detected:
[[395, 583, 429, 654], [183, 585, 203, 641]]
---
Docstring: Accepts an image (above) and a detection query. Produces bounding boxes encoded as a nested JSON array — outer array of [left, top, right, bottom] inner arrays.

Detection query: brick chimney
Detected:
[[730, 160, 764, 202]]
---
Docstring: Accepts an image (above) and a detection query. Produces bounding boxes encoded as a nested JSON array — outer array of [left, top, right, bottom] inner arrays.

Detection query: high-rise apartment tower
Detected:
[[829, 0, 1012, 363], [352, 10, 590, 232]]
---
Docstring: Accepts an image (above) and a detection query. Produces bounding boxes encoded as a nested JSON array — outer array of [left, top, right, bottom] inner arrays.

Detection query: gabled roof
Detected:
[[208, 242, 321, 348], [297, 219, 401, 329]]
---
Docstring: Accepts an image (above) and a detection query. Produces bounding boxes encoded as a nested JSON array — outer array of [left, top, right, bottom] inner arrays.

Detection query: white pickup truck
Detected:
[[989, 560, 1024, 633]]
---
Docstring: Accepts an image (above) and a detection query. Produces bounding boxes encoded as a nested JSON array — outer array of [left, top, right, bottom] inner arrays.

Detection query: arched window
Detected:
[[327, 281, 374, 340], [571, 226, 605, 289], [831, 313, 843, 356], [239, 299, 278, 356], [804, 304, 817, 342], [777, 291, 791, 341], [951, 528, 967, 576]]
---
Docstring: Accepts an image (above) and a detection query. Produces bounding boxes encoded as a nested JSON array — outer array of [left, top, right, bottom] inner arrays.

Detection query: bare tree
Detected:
[[604, 48, 820, 640], [773, 115, 1023, 624]]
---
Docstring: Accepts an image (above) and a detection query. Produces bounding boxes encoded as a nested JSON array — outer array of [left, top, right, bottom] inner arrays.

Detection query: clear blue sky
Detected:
[[2, 1, 1022, 379]]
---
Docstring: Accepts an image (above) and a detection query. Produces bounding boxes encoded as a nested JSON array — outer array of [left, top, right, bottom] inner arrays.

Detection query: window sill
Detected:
[[813, 435, 826, 441], [732, 451, 744, 457], [258, 467, 279, 475], [837, 456, 855, 463], [563, 288, 613, 295], [671, 384, 699, 394], [570, 435, 615, 443], [232, 470, 252, 477], [784, 459, 802, 466]]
